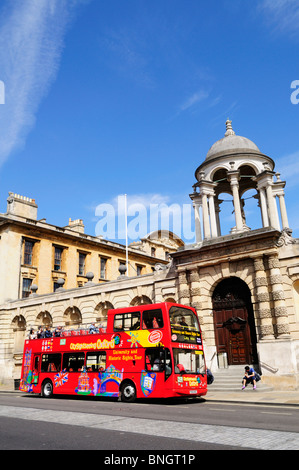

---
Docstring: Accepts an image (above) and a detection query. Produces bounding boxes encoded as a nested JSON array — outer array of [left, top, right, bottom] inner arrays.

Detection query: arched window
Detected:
[[12, 315, 26, 355], [36, 311, 52, 328], [130, 295, 152, 306], [94, 301, 113, 328], [63, 306, 82, 326]]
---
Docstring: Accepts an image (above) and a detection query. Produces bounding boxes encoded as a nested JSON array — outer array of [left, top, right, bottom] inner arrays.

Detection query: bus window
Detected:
[[62, 353, 85, 372], [145, 348, 164, 371], [145, 348, 172, 379], [114, 312, 141, 331], [143, 309, 163, 329], [86, 352, 106, 372], [41, 353, 61, 373], [169, 306, 199, 331], [173, 348, 205, 375]]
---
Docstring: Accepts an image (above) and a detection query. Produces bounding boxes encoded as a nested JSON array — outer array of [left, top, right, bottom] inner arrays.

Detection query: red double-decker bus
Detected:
[[20, 302, 207, 402]]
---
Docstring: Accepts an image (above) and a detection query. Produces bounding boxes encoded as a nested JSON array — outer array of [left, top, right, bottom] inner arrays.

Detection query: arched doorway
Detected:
[[212, 277, 258, 365]]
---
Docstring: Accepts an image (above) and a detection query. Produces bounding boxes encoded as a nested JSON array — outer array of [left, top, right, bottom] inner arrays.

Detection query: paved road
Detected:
[[1, 392, 299, 451]]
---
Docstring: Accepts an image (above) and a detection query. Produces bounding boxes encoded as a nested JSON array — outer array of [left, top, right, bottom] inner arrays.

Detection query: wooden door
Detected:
[[213, 283, 254, 365]]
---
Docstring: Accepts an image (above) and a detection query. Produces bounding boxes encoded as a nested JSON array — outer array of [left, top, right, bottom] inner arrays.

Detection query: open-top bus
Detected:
[[20, 302, 207, 402]]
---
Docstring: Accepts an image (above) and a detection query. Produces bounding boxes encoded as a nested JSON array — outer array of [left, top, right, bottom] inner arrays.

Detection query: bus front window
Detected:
[[169, 306, 199, 332], [169, 306, 202, 346], [173, 348, 205, 375]]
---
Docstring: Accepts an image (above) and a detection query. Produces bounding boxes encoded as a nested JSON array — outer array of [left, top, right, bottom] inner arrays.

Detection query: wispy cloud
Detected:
[[169, 89, 211, 120], [0, 0, 89, 166], [259, 0, 299, 39], [276, 150, 299, 187], [179, 90, 210, 113], [100, 28, 155, 89]]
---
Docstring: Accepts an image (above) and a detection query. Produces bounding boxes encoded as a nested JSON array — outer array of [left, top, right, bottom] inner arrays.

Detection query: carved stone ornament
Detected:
[[223, 316, 247, 330], [276, 228, 296, 247]]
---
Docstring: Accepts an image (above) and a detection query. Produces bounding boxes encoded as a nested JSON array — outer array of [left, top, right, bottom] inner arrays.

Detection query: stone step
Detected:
[[208, 365, 273, 391]]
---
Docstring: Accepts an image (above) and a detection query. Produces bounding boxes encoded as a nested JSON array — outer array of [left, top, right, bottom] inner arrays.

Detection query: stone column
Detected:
[[278, 192, 289, 229], [253, 255, 274, 339], [228, 171, 243, 231], [208, 193, 218, 238], [201, 192, 211, 239], [189, 268, 202, 318], [259, 187, 270, 227], [192, 199, 202, 243], [265, 184, 280, 230], [268, 253, 290, 338], [178, 269, 190, 305]]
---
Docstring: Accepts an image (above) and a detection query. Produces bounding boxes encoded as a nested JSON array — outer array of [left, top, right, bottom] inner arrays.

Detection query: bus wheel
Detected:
[[120, 381, 136, 403], [41, 380, 53, 398]]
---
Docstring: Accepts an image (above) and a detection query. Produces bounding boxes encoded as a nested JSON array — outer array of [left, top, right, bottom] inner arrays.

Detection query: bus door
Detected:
[[32, 354, 40, 385], [144, 348, 172, 395]]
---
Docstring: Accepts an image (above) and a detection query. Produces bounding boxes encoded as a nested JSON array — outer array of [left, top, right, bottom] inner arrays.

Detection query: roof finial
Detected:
[[225, 118, 235, 137]]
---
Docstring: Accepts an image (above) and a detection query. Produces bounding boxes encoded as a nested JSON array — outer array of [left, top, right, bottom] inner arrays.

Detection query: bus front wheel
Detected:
[[120, 381, 136, 403], [41, 380, 53, 398]]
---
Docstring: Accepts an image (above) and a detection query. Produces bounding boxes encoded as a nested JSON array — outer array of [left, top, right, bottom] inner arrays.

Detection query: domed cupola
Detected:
[[205, 119, 261, 161], [190, 120, 290, 242]]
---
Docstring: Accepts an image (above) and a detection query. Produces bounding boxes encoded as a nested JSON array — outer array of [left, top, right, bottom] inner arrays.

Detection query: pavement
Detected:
[[1, 383, 299, 407], [205, 387, 299, 407]]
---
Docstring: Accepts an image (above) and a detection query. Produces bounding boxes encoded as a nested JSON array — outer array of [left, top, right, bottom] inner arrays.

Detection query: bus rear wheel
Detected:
[[120, 381, 136, 403], [41, 380, 53, 398]]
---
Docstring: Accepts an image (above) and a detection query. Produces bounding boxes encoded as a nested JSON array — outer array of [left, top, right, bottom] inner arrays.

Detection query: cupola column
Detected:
[[191, 196, 202, 243], [265, 182, 280, 231], [201, 191, 211, 239], [273, 174, 289, 229], [256, 171, 281, 231], [258, 187, 270, 227], [227, 171, 243, 232], [208, 192, 218, 238]]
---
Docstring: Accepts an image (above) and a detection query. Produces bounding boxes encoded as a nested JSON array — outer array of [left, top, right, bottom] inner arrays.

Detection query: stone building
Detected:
[[0, 193, 181, 304], [1, 120, 299, 390]]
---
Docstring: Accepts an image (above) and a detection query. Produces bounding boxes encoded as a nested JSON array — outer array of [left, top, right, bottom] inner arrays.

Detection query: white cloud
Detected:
[[0, 0, 88, 166]]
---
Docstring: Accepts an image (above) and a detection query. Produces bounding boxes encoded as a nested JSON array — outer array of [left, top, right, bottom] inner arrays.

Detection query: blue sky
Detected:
[[0, 0, 298, 244]]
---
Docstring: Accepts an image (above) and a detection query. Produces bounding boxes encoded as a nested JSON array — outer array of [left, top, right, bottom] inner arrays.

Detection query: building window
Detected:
[[53, 282, 60, 292], [54, 247, 63, 271], [136, 265, 143, 276], [100, 257, 107, 279], [78, 252, 86, 275], [22, 278, 32, 298], [151, 247, 156, 257], [24, 240, 34, 265]]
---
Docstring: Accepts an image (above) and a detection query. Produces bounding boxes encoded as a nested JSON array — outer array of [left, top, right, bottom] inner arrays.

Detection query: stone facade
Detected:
[[0, 193, 182, 304], [1, 121, 299, 391]]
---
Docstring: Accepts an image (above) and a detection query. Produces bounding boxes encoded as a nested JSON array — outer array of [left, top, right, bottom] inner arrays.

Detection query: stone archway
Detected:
[[94, 301, 114, 328], [63, 306, 82, 326], [212, 277, 258, 365], [130, 295, 152, 306]]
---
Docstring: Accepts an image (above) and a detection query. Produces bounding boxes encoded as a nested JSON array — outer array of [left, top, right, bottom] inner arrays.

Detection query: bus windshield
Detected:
[[169, 306, 199, 332], [173, 348, 205, 375]]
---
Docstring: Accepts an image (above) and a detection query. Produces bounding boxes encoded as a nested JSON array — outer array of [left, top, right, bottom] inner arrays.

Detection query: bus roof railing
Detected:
[[28, 322, 107, 339]]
